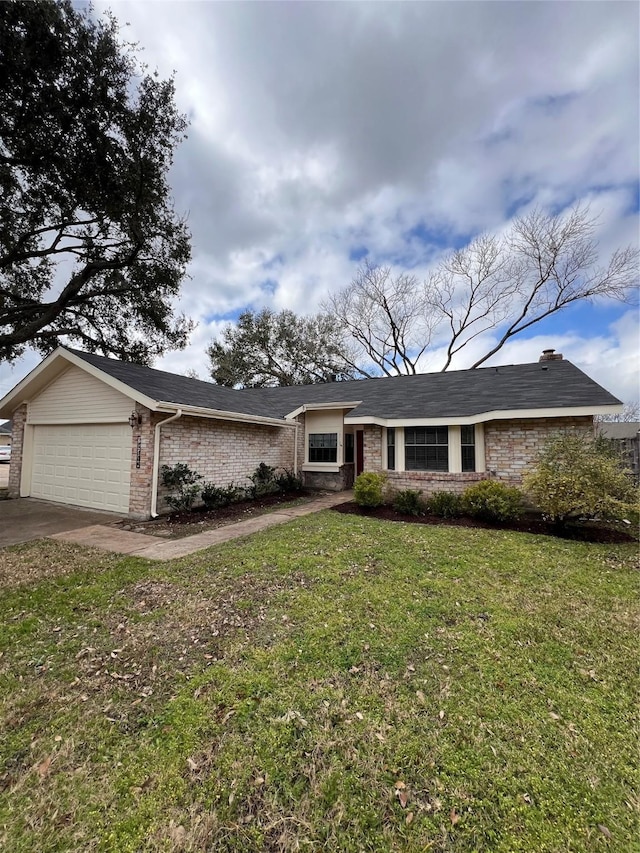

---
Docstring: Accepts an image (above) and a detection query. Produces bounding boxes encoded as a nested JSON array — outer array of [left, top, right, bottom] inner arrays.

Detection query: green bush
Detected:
[[249, 462, 280, 498], [201, 481, 247, 510], [426, 490, 463, 518], [354, 472, 387, 508], [275, 468, 303, 493], [462, 479, 523, 522], [160, 463, 203, 511], [392, 488, 424, 516], [523, 433, 637, 525]]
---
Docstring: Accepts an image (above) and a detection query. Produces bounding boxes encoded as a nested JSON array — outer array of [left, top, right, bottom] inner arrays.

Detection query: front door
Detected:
[[356, 430, 364, 476]]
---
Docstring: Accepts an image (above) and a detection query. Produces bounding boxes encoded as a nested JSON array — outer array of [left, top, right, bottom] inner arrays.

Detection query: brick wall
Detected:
[[363, 424, 382, 471], [7, 403, 26, 498], [128, 404, 155, 518], [484, 416, 594, 482], [156, 415, 297, 514], [386, 471, 486, 497], [366, 415, 594, 497]]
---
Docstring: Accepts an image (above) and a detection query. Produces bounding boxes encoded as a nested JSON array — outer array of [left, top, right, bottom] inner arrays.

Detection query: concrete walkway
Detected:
[[49, 491, 353, 561]]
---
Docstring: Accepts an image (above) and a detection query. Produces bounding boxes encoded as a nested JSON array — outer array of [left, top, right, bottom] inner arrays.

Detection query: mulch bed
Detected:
[[332, 501, 638, 544], [115, 490, 312, 538]]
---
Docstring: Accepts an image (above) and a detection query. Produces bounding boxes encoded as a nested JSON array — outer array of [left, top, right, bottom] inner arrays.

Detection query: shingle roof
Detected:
[[69, 348, 621, 421]]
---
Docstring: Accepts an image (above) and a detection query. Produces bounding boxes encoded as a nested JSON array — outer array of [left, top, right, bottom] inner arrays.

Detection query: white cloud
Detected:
[[2, 1, 638, 407]]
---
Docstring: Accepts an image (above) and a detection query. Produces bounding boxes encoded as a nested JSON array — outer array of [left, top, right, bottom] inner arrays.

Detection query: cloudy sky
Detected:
[[1, 0, 638, 404]]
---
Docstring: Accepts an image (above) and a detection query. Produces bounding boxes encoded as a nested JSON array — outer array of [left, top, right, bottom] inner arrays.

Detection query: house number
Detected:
[[136, 435, 142, 469]]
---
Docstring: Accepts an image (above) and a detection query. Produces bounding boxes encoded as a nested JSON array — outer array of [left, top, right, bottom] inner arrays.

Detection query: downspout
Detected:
[[150, 409, 183, 518], [293, 418, 300, 477]]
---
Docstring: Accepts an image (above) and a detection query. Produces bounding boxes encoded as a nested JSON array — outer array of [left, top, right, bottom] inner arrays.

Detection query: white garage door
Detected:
[[31, 424, 131, 513]]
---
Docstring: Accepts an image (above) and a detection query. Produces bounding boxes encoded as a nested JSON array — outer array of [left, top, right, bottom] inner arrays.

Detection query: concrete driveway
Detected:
[[0, 498, 123, 547]]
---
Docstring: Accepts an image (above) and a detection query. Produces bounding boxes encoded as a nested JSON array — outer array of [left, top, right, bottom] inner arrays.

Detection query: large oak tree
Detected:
[[208, 309, 358, 387], [0, 0, 192, 363]]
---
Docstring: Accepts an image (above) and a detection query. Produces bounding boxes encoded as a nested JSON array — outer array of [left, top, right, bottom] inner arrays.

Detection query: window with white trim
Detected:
[[405, 426, 448, 471], [308, 433, 337, 463], [461, 425, 476, 472]]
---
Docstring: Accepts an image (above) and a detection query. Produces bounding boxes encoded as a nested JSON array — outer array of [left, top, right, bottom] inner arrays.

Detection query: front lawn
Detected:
[[0, 514, 638, 851]]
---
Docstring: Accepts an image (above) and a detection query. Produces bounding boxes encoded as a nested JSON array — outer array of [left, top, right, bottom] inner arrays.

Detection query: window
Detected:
[[461, 425, 476, 472], [308, 433, 337, 463], [344, 432, 354, 464], [405, 426, 448, 471], [387, 428, 396, 470]]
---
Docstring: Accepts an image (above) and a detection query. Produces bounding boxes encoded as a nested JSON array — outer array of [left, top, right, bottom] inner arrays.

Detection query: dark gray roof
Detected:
[[70, 348, 621, 421], [0, 419, 11, 435]]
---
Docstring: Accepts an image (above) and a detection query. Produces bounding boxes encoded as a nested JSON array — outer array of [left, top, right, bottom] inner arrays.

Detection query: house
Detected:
[[597, 421, 640, 480], [0, 346, 622, 518]]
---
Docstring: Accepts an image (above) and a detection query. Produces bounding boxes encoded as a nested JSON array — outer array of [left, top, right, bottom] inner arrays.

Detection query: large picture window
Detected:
[[405, 426, 448, 471], [308, 433, 338, 463], [461, 425, 476, 472]]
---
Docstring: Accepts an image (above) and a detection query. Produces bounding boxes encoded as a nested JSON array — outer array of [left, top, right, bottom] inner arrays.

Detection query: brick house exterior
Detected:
[[0, 347, 623, 518]]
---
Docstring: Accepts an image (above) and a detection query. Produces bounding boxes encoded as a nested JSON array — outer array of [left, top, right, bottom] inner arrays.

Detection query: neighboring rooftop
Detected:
[[598, 422, 640, 440]]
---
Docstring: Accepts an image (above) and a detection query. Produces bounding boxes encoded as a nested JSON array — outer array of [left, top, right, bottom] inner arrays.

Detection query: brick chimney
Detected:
[[539, 348, 563, 362]]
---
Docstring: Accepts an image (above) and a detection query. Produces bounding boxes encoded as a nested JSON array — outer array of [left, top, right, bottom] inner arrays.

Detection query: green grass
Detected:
[[0, 513, 638, 852]]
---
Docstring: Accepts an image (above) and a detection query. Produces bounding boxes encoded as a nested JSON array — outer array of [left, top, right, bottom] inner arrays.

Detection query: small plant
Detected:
[[392, 488, 424, 516], [201, 481, 247, 510], [161, 463, 203, 511], [523, 433, 637, 526], [462, 479, 523, 523], [426, 490, 463, 518], [275, 468, 304, 493], [354, 472, 387, 508], [249, 462, 280, 498]]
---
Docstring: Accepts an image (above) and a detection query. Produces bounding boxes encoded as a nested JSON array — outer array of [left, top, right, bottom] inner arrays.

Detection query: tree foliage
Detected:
[[207, 308, 358, 387], [522, 433, 637, 525], [326, 205, 638, 376], [0, 0, 192, 363]]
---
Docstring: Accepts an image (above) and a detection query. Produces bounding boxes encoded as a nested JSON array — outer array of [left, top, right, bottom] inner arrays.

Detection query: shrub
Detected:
[[354, 472, 387, 508], [426, 490, 463, 518], [392, 488, 424, 516], [249, 462, 280, 498], [522, 433, 637, 525], [462, 480, 523, 523], [275, 468, 303, 493], [201, 481, 247, 510], [160, 463, 203, 511]]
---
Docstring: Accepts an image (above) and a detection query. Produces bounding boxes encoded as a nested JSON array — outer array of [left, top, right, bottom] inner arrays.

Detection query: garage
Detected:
[[31, 423, 131, 512]]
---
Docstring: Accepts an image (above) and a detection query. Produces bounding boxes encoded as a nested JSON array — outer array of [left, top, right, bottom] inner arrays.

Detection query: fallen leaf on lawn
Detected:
[[450, 808, 461, 825], [355, 711, 364, 720], [37, 755, 52, 780], [438, 709, 445, 720], [405, 811, 414, 825], [598, 825, 612, 839], [549, 712, 561, 720], [187, 757, 198, 772], [395, 780, 406, 790], [416, 690, 426, 705], [397, 790, 409, 808]]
